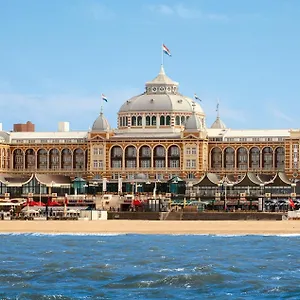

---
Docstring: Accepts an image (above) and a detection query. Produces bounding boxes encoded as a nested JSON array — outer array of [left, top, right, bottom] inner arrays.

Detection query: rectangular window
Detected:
[[170, 160, 179, 168], [126, 160, 136, 168], [186, 147, 191, 155], [191, 147, 197, 155], [140, 160, 151, 168], [93, 160, 98, 168], [98, 160, 103, 169], [112, 161, 122, 168], [191, 159, 196, 168], [155, 160, 165, 168]]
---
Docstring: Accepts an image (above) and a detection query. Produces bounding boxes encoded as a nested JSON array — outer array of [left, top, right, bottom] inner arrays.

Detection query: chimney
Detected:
[[58, 122, 70, 132]]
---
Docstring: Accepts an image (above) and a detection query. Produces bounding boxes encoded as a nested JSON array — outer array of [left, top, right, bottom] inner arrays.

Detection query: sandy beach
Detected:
[[0, 220, 300, 235]]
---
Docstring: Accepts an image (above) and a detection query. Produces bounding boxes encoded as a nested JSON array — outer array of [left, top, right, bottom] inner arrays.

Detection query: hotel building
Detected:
[[0, 66, 299, 198]]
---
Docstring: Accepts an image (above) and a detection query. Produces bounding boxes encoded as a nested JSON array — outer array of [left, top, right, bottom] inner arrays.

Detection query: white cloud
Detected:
[[0, 87, 140, 131], [270, 107, 293, 123], [83, 1, 115, 21], [148, 3, 228, 21]]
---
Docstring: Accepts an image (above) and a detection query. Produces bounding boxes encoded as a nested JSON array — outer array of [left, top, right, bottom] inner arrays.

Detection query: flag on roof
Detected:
[[101, 94, 108, 102], [162, 44, 171, 56], [194, 93, 201, 101]]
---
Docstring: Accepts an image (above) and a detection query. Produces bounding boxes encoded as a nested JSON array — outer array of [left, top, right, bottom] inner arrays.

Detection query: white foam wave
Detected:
[[0, 232, 127, 237]]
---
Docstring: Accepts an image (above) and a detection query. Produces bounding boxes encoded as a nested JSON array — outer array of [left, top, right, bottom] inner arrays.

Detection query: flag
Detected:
[[162, 44, 171, 56], [289, 198, 295, 209], [101, 94, 108, 102], [194, 93, 201, 101]]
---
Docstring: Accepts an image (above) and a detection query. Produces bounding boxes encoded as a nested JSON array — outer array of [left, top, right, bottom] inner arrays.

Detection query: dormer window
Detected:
[[152, 87, 157, 92], [159, 86, 165, 92]]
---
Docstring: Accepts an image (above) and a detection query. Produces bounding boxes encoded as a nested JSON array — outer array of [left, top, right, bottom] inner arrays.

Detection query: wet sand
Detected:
[[1, 220, 300, 235]]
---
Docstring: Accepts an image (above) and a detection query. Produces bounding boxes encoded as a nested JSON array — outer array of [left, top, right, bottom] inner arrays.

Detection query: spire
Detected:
[[211, 98, 227, 129], [159, 64, 165, 75]]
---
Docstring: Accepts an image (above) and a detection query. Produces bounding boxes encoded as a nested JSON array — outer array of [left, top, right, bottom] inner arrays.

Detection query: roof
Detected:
[[235, 173, 263, 187], [10, 131, 88, 141], [146, 65, 178, 85], [206, 128, 290, 138], [211, 117, 226, 129], [119, 66, 204, 115], [193, 173, 221, 187], [91, 112, 110, 132], [35, 174, 71, 186], [118, 93, 204, 114], [265, 172, 292, 186], [185, 113, 204, 131]]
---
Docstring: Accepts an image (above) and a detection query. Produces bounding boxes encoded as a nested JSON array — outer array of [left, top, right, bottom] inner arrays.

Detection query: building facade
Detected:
[[1, 65, 300, 185]]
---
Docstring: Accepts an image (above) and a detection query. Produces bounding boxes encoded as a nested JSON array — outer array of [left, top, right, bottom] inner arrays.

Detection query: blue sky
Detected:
[[0, 0, 300, 131]]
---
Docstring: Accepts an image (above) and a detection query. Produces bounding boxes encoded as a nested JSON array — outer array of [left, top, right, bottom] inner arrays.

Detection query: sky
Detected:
[[1, 0, 300, 132]]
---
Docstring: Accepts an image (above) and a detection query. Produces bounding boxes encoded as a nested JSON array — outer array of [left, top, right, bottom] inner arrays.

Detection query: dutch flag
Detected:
[[194, 93, 202, 101], [101, 94, 108, 102], [162, 44, 171, 56]]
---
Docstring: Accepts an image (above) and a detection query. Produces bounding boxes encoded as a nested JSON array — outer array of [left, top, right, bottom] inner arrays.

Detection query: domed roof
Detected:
[[0, 131, 9, 143], [118, 66, 204, 115], [185, 113, 203, 131], [91, 113, 110, 132], [211, 117, 226, 129], [119, 93, 203, 114]]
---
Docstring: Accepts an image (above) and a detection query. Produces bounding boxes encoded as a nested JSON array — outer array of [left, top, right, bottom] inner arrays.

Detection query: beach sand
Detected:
[[1, 220, 300, 235]]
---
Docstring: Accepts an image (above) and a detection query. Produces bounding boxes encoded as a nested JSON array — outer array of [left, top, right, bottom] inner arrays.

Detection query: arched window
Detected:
[[139, 146, 151, 169], [175, 116, 180, 125], [131, 116, 136, 126], [154, 145, 165, 168], [168, 145, 180, 168], [73, 148, 84, 170], [137, 116, 142, 126], [13, 149, 24, 170], [249, 147, 260, 169], [166, 116, 171, 125], [275, 147, 285, 170], [262, 147, 273, 170], [224, 147, 235, 170], [160, 116, 165, 126], [37, 149, 47, 170], [152, 116, 156, 126], [237, 147, 248, 170], [111, 146, 123, 169], [62, 148, 72, 169], [146, 116, 151, 126], [211, 148, 222, 169], [49, 149, 60, 170], [125, 146, 137, 169], [25, 149, 35, 170], [181, 116, 185, 124]]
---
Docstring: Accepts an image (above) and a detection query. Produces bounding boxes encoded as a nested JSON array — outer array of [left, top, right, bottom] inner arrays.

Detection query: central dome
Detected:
[[118, 66, 204, 115]]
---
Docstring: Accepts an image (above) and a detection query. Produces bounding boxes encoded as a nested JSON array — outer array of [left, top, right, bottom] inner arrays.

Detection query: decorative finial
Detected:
[[192, 101, 196, 113], [159, 64, 166, 75], [216, 98, 220, 119]]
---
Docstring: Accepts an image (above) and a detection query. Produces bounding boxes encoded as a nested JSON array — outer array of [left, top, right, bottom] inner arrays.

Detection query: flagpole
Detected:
[[100, 94, 103, 114], [161, 43, 164, 66]]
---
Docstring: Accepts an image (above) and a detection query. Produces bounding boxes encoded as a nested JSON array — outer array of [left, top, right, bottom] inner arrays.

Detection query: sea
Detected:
[[0, 233, 300, 299]]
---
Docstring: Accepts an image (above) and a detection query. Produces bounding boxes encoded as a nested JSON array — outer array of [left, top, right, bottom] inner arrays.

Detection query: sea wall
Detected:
[[108, 212, 283, 221]]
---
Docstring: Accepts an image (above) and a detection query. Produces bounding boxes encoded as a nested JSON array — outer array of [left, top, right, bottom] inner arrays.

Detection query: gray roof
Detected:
[[119, 93, 204, 114], [0, 131, 10, 143], [118, 66, 204, 114], [146, 65, 178, 85], [92, 113, 110, 132], [211, 117, 226, 129], [185, 113, 203, 131]]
